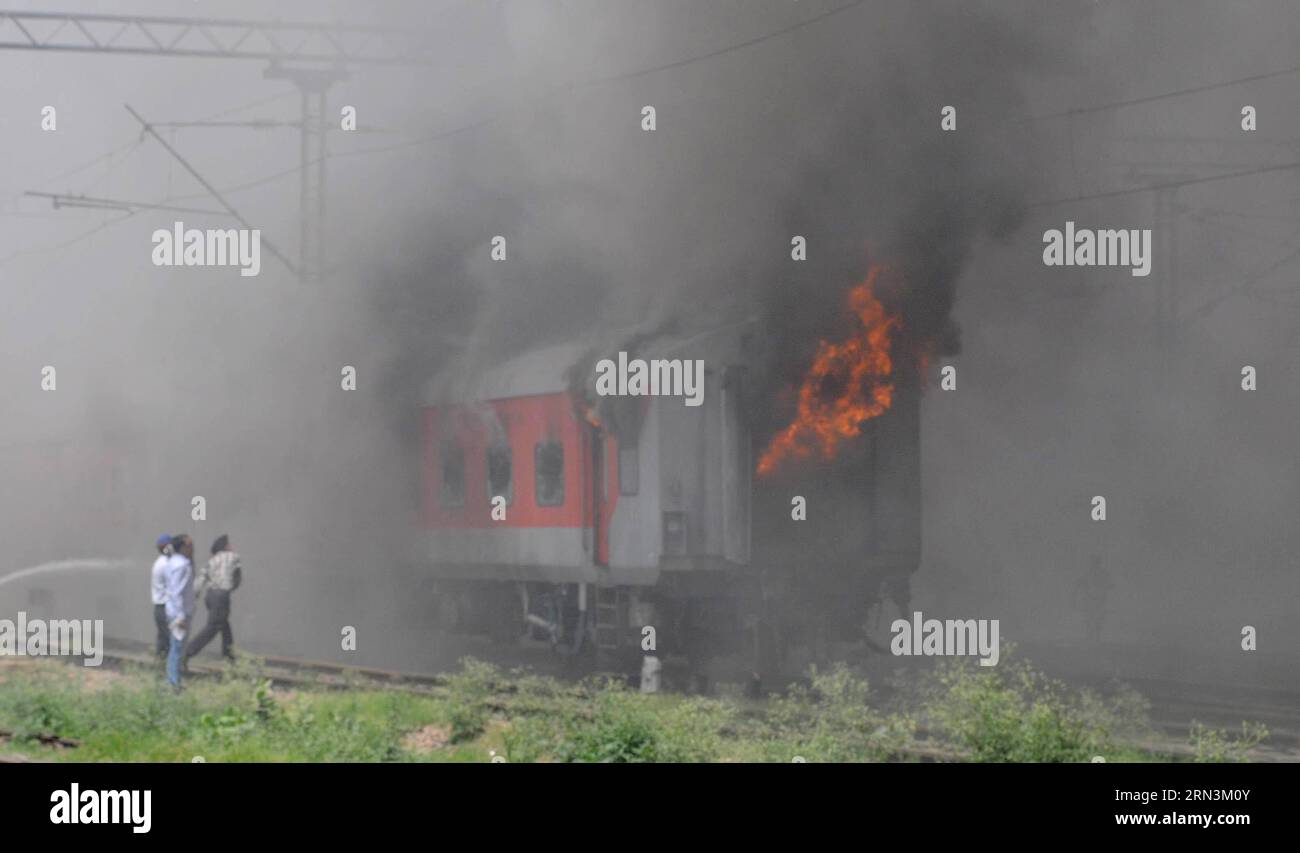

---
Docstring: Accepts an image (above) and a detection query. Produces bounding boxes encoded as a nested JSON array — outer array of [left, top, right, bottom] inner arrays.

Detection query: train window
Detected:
[[487, 444, 513, 505], [618, 441, 639, 496], [440, 443, 465, 507], [534, 441, 564, 506]]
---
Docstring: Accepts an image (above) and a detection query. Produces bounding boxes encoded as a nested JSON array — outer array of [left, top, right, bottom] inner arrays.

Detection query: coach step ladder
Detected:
[[593, 586, 625, 651]]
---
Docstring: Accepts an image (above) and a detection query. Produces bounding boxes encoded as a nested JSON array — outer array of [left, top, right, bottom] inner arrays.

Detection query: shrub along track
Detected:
[[47, 638, 1289, 762]]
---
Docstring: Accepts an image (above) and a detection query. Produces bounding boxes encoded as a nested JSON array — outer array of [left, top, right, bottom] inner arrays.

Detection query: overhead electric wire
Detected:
[[100, 3, 1300, 214], [1028, 160, 1300, 208], [0, 211, 136, 267], [1184, 236, 1300, 324], [16, 0, 1300, 291], [204, 18, 1300, 201], [125, 103, 298, 277], [318, 0, 873, 161], [26, 138, 142, 192], [162, 0, 874, 198], [1032, 63, 1300, 120], [23, 191, 227, 216], [201, 89, 298, 121]]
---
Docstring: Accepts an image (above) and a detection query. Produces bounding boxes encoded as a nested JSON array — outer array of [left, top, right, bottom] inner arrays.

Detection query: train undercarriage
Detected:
[[420, 561, 914, 691]]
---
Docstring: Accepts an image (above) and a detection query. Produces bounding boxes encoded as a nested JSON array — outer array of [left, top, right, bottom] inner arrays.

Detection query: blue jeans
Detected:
[[167, 627, 188, 688]]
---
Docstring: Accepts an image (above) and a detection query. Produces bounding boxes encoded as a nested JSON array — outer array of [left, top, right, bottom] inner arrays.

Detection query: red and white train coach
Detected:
[[414, 323, 920, 679]]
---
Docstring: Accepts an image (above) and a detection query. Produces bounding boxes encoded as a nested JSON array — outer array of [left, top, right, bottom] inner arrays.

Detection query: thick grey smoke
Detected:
[[1, 0, 1297, 689], [364, 0, 1080, 440]]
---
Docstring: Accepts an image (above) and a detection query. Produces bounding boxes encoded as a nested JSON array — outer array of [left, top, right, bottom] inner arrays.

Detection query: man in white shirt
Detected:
[[164, 534, 196, 690], [150, 534, 173, 661]]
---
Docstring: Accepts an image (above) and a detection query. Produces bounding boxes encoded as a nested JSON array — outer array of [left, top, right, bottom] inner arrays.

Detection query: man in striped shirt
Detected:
[[184, 534, 242, 664]]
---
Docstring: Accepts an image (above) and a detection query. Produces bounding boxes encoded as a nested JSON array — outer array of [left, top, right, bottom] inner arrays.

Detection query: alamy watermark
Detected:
[[0, 611, 103, 666], [890, 611, 999, 666], [594, 351, 704, 407], [151, 221, 261, 277], [50, 784, 150, 834], [1042, 221, 1151, 277]]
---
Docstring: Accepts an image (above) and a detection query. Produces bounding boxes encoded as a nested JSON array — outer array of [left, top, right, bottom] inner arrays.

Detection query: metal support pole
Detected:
[[265, 63, 346, 282]]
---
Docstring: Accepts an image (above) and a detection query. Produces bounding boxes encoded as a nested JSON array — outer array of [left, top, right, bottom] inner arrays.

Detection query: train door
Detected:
[[591, 426, 606, 566]]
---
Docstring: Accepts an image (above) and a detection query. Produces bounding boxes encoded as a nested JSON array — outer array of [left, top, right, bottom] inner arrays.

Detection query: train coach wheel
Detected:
[[487, 583, 523, 645]]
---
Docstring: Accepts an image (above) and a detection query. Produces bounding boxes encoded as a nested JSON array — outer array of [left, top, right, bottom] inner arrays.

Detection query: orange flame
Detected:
[[916, 348, 932, 390], [757, 265, 900, 476], [577, 399, 603, 428]]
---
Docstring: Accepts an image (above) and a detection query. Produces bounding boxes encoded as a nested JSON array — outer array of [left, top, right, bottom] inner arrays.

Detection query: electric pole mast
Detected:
[[264, 64, 349, 281], [1, 10, 434, 282]]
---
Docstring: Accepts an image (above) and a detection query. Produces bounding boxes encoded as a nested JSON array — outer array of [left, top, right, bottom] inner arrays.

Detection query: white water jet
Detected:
[[0, 559, 134, 591]]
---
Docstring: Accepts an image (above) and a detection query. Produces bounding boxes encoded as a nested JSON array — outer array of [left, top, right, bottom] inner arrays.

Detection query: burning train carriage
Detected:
[[417, 330, 752, 653], [752, 380, 921, 650], [415, 296, 922, 678]]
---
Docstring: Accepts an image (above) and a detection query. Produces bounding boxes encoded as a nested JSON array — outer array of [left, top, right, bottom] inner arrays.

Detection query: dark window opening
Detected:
[[619, 442, 639, 496], [440, 443, 465, 507], [487, 445, 513, 505], [535, 441, 564, 506]]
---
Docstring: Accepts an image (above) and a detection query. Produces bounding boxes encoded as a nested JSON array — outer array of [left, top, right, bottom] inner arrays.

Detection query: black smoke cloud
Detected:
[[364, 0, 1085, 445]]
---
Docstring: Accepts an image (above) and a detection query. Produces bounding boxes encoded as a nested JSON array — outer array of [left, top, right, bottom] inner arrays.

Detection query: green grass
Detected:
[[0, 654, 1269, 763], [0, 660, 449, 762], [1189, 720, 1269, 763]]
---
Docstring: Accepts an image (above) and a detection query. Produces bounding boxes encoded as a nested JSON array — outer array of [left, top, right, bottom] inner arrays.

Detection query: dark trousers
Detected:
[[153, 603, 169, 658], [186, 589, 233, 659]]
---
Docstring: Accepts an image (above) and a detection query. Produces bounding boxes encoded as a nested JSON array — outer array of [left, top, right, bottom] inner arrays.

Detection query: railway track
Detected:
[[1033, 671, 1300, 761], [99, 638, 447, 693], [57, 639, 1300, 763]]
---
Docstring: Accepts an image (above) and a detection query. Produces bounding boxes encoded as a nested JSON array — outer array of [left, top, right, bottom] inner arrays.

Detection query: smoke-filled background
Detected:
[[0, 0, 1297, 686]]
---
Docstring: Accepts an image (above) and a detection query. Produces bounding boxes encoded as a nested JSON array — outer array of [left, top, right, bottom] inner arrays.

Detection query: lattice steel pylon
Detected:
[[1, 9, 434, 281], [0, 10, 434, 65]]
